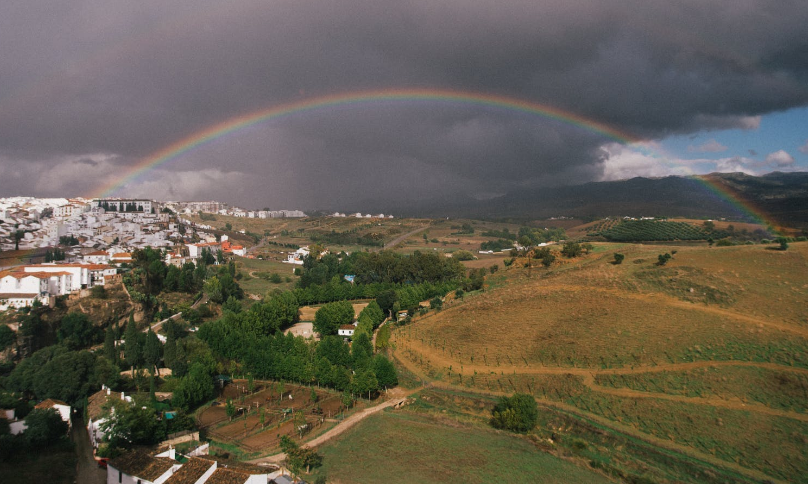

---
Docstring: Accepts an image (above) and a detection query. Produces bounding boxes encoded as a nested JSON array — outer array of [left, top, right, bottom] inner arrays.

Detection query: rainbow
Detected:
[[93, 87, 781, 229], [92, 88, 643, 198], [691, 174, 775, 228]]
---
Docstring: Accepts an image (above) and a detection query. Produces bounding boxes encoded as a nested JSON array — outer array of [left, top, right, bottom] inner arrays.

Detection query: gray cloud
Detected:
[[0, 0, 807, 208]]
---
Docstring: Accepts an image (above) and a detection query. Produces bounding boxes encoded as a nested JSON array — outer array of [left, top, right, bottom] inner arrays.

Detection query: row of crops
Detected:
[[585, 218, 622, 233], [589, 220, 728, 242]]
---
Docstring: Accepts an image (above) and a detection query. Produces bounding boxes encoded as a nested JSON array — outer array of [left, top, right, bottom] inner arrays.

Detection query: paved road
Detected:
[[71, 413, 106, 484]]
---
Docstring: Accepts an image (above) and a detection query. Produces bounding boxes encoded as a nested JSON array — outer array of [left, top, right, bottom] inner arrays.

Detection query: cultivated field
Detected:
[[391, 241, 808, 483], [197, 380, 345, 454]]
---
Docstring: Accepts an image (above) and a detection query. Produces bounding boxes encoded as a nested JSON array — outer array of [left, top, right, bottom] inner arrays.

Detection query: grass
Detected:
[[391, 240, 808, 482], [310, 409, 615, 484], [235, 257, 297, 296], [595, 366, 808, 412]]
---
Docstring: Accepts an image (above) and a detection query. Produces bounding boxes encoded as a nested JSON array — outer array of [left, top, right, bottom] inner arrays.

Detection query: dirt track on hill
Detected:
[[246, 387, 418, 465], [389, 343, 788, 484], [546, 283, 808, 338], [398, 331, 808, 420]]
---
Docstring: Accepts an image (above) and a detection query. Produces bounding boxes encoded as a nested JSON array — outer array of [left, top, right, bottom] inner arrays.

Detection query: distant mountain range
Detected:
[[349, 172, 808, 228]]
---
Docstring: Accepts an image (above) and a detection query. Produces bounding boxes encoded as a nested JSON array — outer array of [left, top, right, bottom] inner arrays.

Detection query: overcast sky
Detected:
[[1, 0, 806, 209]]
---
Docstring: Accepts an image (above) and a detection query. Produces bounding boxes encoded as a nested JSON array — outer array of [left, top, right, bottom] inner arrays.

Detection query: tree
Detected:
[[657, 253, 672, 266], [541, 253, 555, 267], [0, 325, 16, 350], [163, 332, 177, 369], [172, 362, 214, 411], [13, 230, 25, 251], [124, 316, 142, 368], [561, 242, 582, 258], [703, 220, 715, 231], [144, 329, 162, 376], [313, 300, 354, 336], [280, 435, 322, 475], [373, 355, 398, 389], [490, 393, 538, 432], [225, 399, 236, 421], [24, 408, 68, 448], [104, 326, 117, 363], [351, 332, 373, 369], [172, 343, 188, 378], [613, 253, 625, 264], [452, 250, 475, 261], [375, 289, 399, 318], [58, 312, 95, 349], [204, 276, 224, 304], [777, 237, 789, 251], [101, 400, 163, 448], [429, 297, 443, 310]]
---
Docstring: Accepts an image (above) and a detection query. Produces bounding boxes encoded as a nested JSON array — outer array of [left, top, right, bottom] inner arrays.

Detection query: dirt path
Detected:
[[390, 345, 787, 484], [549, 283, 808, 338], [382, 225, 429, 250], [246, 388, 417, 465], [397, 330, 808, 421]]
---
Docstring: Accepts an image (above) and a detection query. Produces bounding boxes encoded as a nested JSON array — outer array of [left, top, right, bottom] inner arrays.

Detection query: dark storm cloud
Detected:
[[0, 0, 807, 207]]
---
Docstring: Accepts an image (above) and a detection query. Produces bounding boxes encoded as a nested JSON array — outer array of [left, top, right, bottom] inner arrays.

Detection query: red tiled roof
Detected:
[[35, 398, 69, 409], [163, 457, 215, 484], [0, 293, 38, 299], [108, 450, 176, 482], [203, 468, 249, 484]]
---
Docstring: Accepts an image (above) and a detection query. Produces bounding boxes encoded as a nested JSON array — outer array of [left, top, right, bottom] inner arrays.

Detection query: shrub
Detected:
[[613, 253, 625, 264], [490, 393, 538, 432], [561, 242, 583, 258], [657, 253, 672, 266], [452, 250, 475, 261]]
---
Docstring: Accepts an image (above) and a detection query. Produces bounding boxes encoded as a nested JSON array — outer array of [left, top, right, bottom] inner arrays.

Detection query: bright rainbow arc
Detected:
[[92, 88, 642, 198], [93, 87, 781, 229]]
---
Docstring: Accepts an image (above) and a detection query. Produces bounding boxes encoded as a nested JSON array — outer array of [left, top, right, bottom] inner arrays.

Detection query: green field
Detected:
[[311, 409, 615, 484]]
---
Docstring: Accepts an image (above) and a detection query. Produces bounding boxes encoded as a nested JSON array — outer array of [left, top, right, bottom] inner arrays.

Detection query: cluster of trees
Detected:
[[5, 344, 120, 407], [480, 239, 514, 252], [58, 235, 79, 246], [280, 435, 322, 475], [99, 201, 146, 212], [313, 300, 385, 337], [203, 262, 244, 304], [199, 293, 397, 398], [490, 393, 538, 432], [516, 226, 567, 246], [43, 248, 66, 262], [291, 279, 459, 307], [298, 250, 465, 289], [0, 407, 70, 461], [560, 242, 593, 258]]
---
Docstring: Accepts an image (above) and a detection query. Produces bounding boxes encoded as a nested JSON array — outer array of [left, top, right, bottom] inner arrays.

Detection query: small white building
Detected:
[[84, 250, 111, 264], [34, 399, 72, 428], [283, 246, 310, 265], [338, 324, 356, 338]]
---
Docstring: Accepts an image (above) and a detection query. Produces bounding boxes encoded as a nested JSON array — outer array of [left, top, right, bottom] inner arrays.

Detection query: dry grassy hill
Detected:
[[391, 241, 808, 483]]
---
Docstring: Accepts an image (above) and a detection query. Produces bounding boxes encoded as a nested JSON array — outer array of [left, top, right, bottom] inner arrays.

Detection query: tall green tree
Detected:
[[104, 326, 117, 363], [124, 316, 141, 368], [144, 329, 162, 376]]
